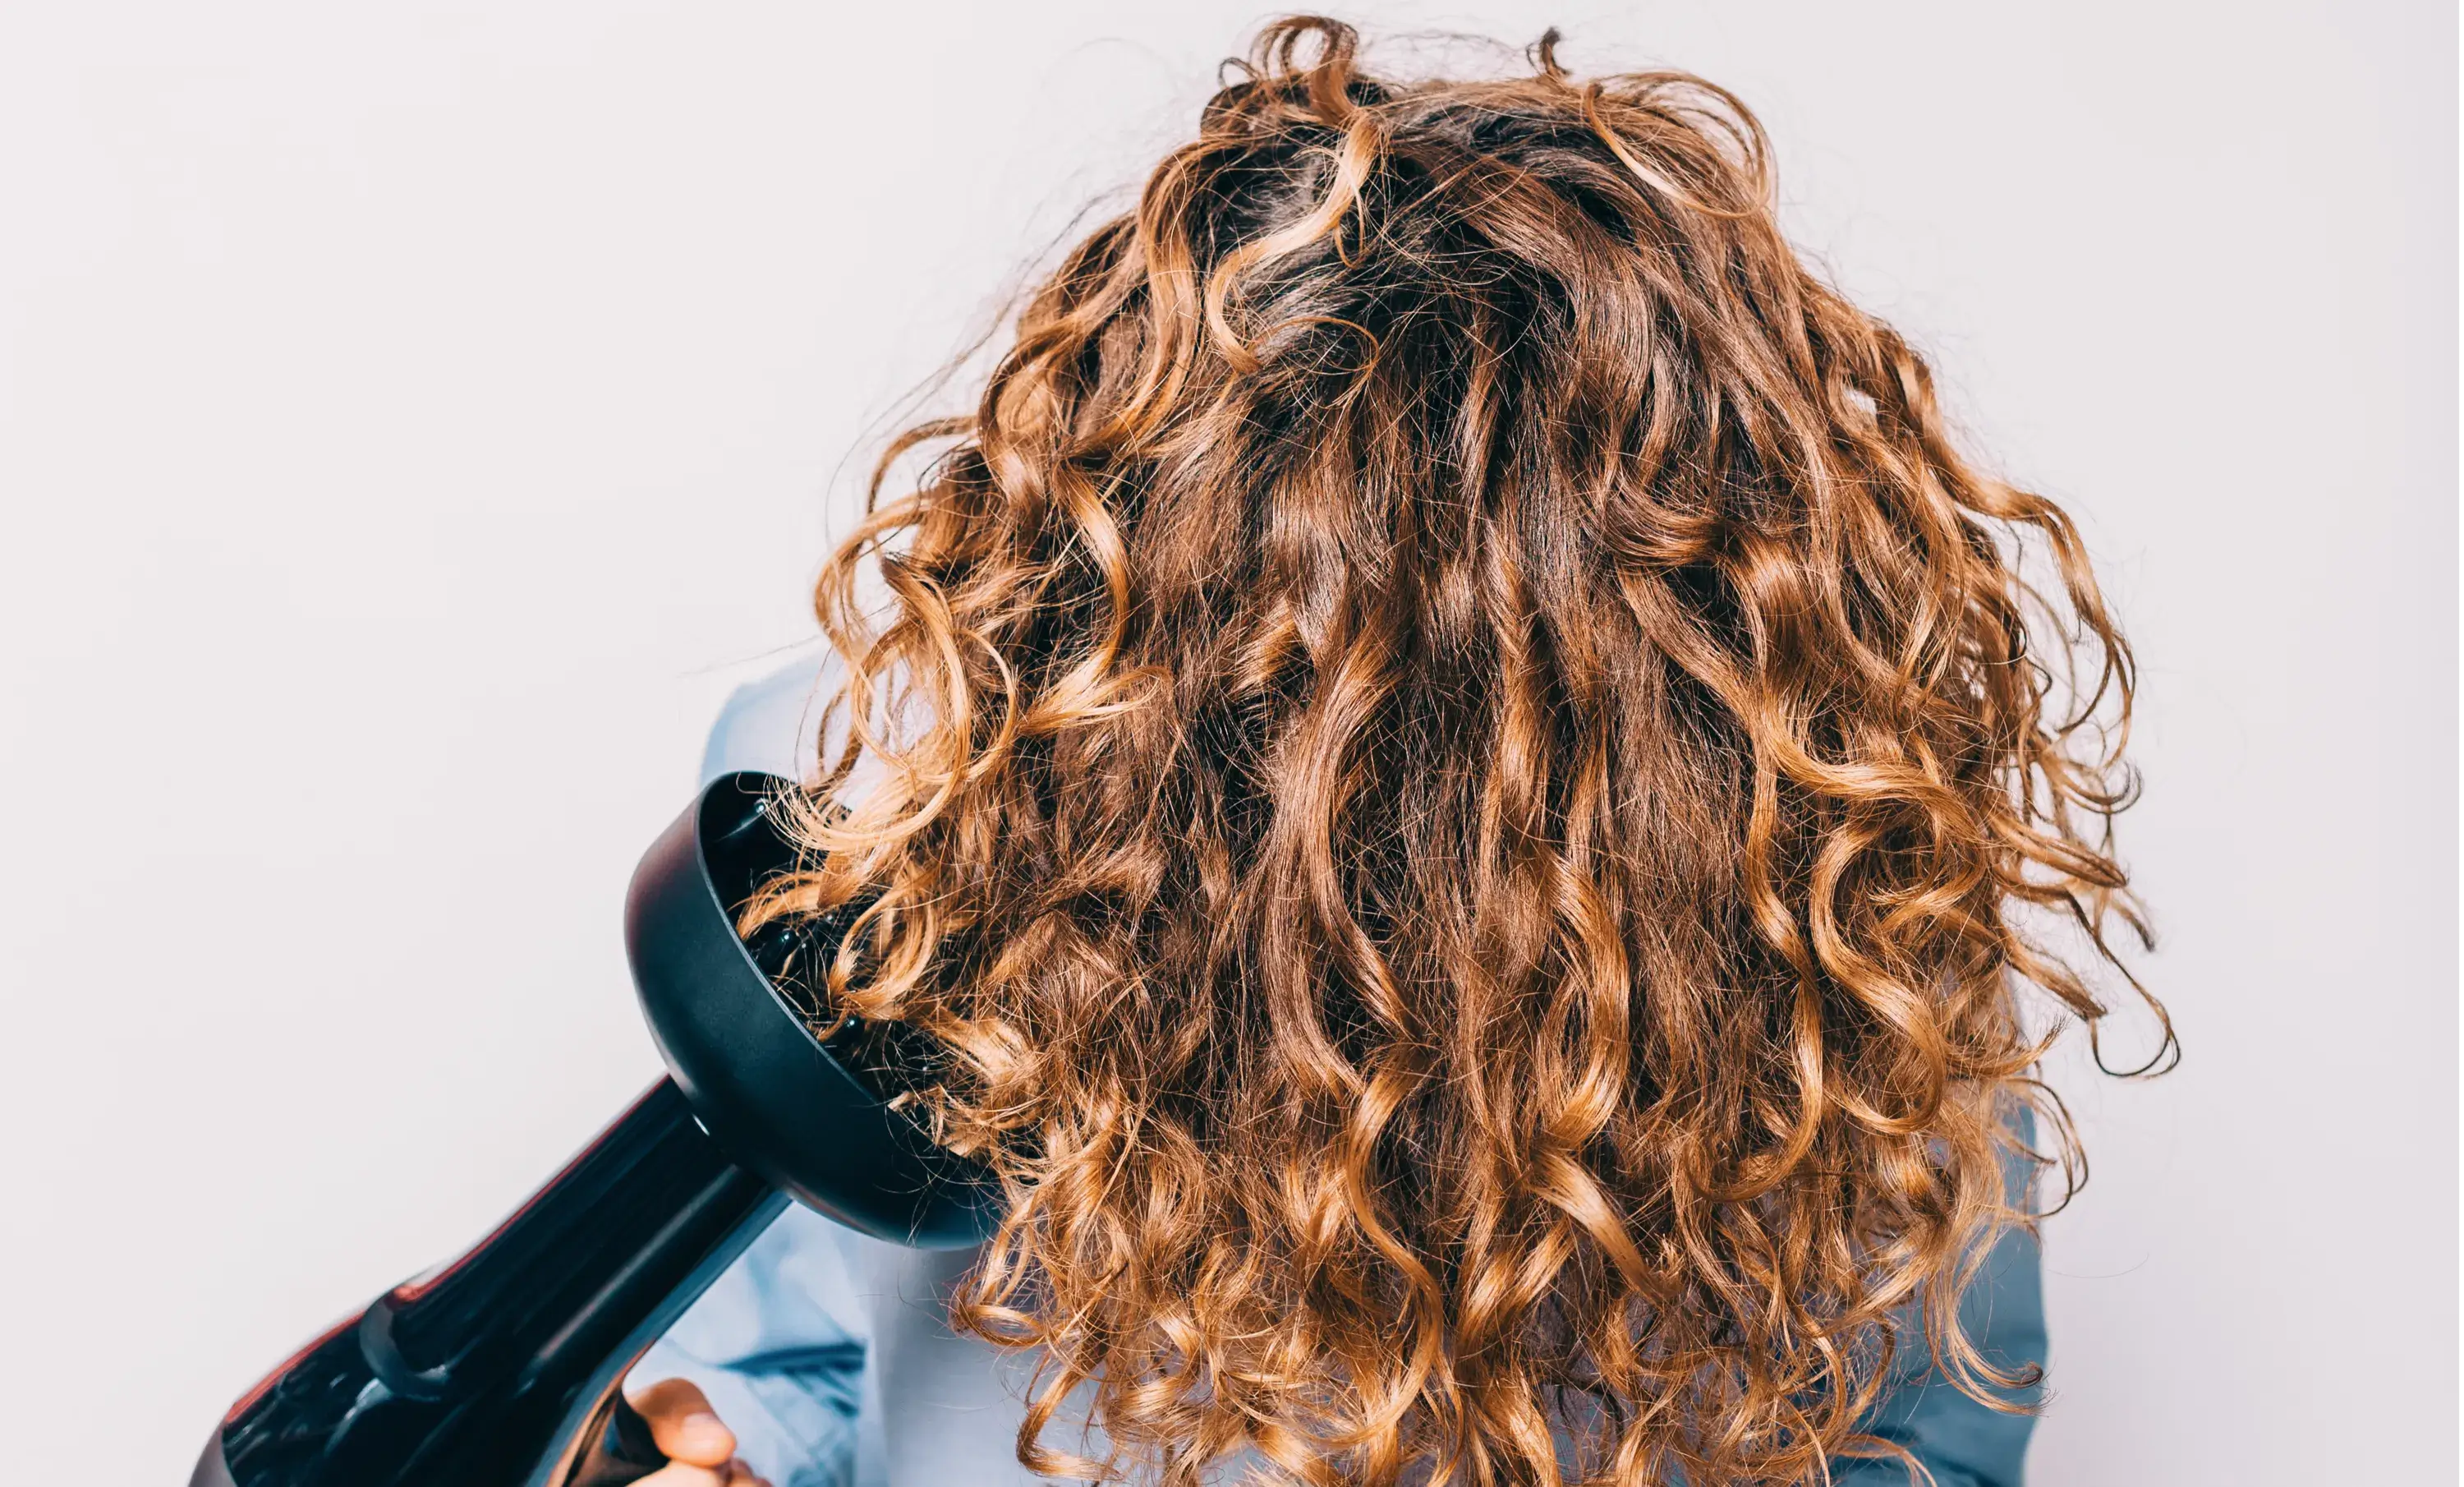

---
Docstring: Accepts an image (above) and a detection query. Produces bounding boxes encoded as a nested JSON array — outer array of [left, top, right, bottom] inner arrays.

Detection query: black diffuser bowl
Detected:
[[628, 771, 996, 1250], [192, 771, 1000, 1487]]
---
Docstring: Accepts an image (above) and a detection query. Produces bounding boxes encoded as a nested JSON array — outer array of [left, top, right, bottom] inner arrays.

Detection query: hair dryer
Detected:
[[190, 773, 1001, 1487]]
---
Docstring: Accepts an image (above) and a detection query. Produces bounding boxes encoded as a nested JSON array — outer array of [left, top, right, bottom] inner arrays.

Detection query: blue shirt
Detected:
[[632, 650, 2046, 1486]]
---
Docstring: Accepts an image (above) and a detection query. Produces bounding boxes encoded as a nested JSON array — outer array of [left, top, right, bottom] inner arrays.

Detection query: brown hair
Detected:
[[752, 17, 2162, 1485]]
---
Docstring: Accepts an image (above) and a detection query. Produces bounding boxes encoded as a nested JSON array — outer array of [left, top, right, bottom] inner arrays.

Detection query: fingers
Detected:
[[636, 1462, 769, 1487], [620, 1377, 770, 1483], [623, 1376, 737, 1468]]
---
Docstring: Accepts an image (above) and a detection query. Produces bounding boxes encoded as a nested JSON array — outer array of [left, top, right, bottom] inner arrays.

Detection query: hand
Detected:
[[624, 1377, 774, 1487]]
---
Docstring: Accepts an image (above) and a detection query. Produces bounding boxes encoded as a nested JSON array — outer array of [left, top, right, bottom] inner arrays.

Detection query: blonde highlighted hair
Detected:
[[751, 18, 2161, 1485]]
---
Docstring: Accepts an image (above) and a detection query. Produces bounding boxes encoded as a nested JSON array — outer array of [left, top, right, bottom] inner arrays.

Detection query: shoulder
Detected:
[[698, 645, 839, 786]]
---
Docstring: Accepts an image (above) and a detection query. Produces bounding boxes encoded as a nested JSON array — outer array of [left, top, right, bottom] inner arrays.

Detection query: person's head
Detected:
[[756, 17, 2158, 1484]]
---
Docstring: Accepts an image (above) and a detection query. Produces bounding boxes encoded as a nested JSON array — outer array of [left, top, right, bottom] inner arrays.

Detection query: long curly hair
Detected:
[[747, 18, 2162, 1485]]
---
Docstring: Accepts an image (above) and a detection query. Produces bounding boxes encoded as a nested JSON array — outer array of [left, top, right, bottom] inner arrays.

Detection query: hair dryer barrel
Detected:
[[194, 1081, 783, 1487], [193, 771, 1000, 1487]]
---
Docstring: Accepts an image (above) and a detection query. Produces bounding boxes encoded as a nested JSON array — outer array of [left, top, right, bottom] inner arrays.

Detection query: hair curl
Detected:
[[749, 18, 2163, 1485]]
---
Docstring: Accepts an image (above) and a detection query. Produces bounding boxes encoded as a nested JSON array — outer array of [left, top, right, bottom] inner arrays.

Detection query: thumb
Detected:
[[623, 1376, 738, 1469]]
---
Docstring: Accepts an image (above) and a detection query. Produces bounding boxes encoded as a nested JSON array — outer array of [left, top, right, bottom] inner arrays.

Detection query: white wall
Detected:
[[0, 2, 2450, 1481]]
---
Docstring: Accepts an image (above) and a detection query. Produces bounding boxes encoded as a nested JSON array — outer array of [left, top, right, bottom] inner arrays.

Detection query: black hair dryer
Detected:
[[190, 774, 1000, 1487]]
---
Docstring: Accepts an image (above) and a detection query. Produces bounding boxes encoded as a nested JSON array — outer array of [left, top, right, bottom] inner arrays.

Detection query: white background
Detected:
[[0, 2, 2452, 1482]]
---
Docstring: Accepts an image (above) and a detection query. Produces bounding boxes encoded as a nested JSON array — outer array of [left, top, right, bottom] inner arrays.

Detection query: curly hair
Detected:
[[747, 17, 2162, 1485]]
